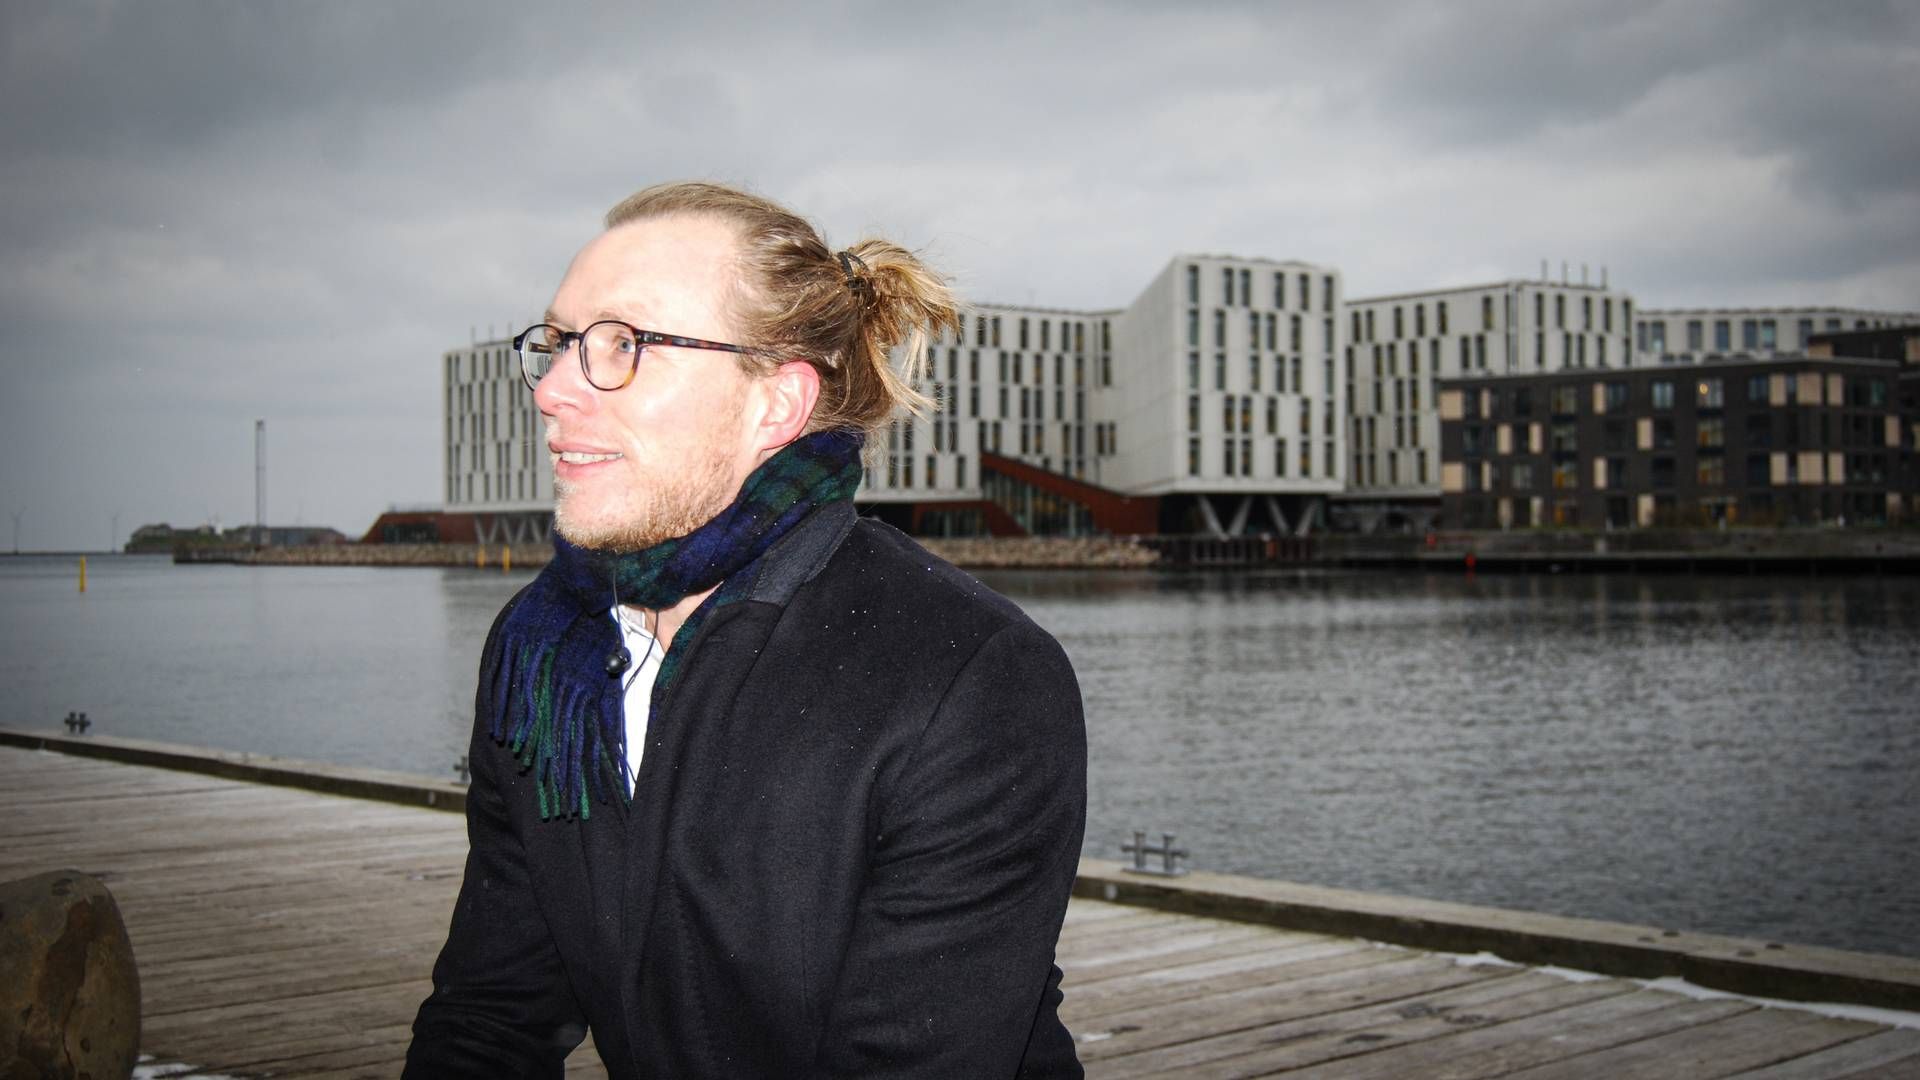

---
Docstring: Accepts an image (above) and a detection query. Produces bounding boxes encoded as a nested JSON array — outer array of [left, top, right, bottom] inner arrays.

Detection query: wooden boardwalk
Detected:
[[4, 745, 1917, 1078]]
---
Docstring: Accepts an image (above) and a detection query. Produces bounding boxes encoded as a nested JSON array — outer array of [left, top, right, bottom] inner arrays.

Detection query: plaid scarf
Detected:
[[481, 429, 865, 820]]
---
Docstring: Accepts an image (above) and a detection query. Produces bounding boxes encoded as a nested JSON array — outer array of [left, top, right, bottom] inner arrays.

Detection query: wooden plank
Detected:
[[1727, 1027, 1920, 1079], [1494, 1008, 1884, 1080], [1066, 931, 1352, 994], [1073, 954, 1500, 1060], [1095, 972, 1631, 1079], [1066, 940, 1379, 1019], [1272, 992, 1756, 1080]]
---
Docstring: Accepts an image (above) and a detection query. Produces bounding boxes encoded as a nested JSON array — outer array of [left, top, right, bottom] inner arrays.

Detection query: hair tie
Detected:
[[837, 250, 870, 293]]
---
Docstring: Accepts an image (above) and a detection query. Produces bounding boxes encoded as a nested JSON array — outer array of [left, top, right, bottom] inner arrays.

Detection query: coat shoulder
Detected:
[[818, 518, 1041, 640]]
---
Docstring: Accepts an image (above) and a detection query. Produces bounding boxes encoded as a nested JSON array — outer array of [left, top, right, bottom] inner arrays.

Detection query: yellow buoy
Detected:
[[502, 546, 512, 573], [78, 556, 87, 593]]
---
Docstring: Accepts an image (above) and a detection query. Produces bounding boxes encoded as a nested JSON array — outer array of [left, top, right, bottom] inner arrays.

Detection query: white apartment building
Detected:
[[1634, 307, 1920, 364], [443, 331, 553, 543], [858, 302, 1115, 530], [858, 255, 1346, 535], [1342, 278, 1636, 512]]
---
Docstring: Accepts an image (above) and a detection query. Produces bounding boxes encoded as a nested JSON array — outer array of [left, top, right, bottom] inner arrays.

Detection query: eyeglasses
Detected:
[[512, 320, 753, 392]]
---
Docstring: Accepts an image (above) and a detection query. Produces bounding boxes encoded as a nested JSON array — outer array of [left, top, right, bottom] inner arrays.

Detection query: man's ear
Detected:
[[756, 359, 821, 452]]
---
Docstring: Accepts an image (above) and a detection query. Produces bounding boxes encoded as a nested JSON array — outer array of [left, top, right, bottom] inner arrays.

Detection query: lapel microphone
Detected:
[[606, 582, 632, 676]]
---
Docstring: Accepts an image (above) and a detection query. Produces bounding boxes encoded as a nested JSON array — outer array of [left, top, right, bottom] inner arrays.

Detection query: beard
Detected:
[[551, 423, 745, 553]]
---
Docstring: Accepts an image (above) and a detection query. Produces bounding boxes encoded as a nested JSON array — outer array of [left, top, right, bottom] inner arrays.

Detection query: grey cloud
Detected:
[[2, 0, 1916, 548]]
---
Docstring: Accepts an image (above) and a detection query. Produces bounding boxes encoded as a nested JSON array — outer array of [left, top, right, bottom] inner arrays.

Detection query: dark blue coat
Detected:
[[407, 504, 1087, 1078]]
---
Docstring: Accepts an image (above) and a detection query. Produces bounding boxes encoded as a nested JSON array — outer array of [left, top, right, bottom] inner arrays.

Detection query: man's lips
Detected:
[[549, 443, 625, 473]]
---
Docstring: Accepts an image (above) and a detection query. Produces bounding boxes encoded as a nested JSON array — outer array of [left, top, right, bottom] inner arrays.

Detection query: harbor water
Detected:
[[3, 553, 1915, 959]]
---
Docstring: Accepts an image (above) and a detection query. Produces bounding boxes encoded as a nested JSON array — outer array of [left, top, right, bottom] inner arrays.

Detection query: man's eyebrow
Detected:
[[544, 309, 652, 329]]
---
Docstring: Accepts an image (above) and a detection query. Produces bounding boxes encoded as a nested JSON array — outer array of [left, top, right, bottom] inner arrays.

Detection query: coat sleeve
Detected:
[[813, 620, 1089, 1079], [405, 617, 589, 1077]]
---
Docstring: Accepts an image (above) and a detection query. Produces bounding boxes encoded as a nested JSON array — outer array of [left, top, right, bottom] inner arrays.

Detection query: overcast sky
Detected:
[[3, 0, 1916, 550]]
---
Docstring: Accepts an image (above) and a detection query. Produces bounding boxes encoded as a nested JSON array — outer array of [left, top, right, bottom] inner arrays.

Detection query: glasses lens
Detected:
[[517, 324, 562, 387], [582, 321, 641, 390]]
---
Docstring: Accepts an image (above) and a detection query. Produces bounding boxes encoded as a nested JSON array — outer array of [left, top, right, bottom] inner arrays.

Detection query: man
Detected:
[[406, 182, 1087, 1078]]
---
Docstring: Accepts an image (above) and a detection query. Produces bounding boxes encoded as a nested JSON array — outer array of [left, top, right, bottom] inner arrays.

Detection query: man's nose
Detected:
[[532, 344, 596, 415]]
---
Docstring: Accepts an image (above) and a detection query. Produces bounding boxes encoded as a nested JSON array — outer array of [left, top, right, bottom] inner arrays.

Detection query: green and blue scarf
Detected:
[[481, 429, 864, 820]]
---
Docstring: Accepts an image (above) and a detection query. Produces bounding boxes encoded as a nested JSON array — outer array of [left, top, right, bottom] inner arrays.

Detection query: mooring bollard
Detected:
[[62, 711, 92, 735], [1121, 830, 1189, 877], [78, 555, 87, 593]]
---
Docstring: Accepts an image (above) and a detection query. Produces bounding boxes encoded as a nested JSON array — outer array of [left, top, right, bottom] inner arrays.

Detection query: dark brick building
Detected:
[[1437, 355, 1910, 530]]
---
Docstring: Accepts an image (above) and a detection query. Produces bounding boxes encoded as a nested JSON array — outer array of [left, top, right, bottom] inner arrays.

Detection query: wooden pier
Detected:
[[3, 736, 1918, 1078]]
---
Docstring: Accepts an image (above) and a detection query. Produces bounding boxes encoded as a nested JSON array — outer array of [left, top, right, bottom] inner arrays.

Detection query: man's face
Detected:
[[534, 213, 764, 551]]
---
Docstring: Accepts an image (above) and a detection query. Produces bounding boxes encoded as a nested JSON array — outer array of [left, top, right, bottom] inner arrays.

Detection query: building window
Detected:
[[1275, 438, 1288, 476], [1274, 272, 1286, 308], [1241, 438, 1252, 477], [1437, 302, 1449, 335], [1554, 294, 1565, 329], [1186, 264, 1198, 304], [1188, 438, 1200, 476], [1551, 386, 1580, 415], [1187, 309, 1199, 346], [1482, 296, 1495, 330], [1741, 319, 1758, 349], [1698, 417, 1725, 448], [1698, 454, 1725, 486], [1512, 462, 1534, 490], [1687, 320, 1704, 351], [1222, 266, 1235, 305], [1214, 309, 1226, 347], [1654, 418, 1676, 449], [1239, 268, 1251, 307], [1697, 377, 1724, 409], [1223, 439, 1235, 475], [1214, 353, 1226, 390], [1249, 353, 1261, 391], [1605, 381, 1628, 411], [1714, 320, 1731, 351], [1266, 396, 1278, 434], [1651, 380, 1674, 410], [1290, 314, 1303, 351], [1759, 319, 1777, 350], [1188, 352, 1200, 390], [1188, 395, 1200, 433]]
